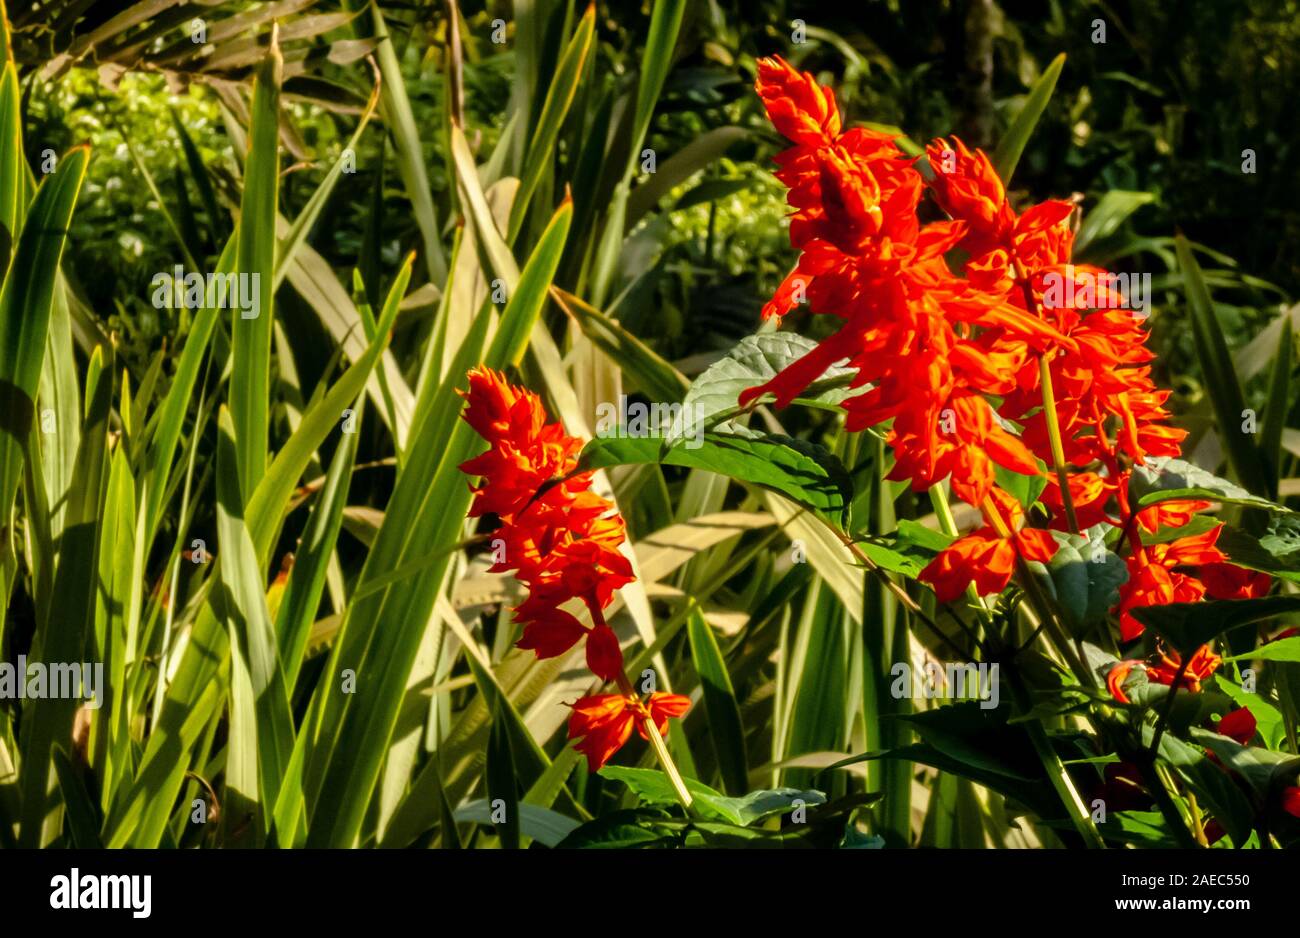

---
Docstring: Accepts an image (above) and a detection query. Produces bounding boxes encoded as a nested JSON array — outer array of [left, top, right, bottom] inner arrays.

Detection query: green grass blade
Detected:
[[1175, 233, 1271, 496], [1261, 318, 1292, 499], [507, 3, 595, 244], [18, 340, 108, 847], [686, 607, 748, 795], [991, 52, 1065, 184], [0, 145, 87, 538], [214, 406, 295, 846], [230, 45, 281, 498]]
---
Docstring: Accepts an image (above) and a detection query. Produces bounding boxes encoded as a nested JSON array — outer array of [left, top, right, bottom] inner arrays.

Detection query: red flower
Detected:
[[460, 366, 633, 685], [1199, 562, 1270, 600], [755, 55, 841, 147], [919, 488, 1058, 602], [1283, 787, 1300, 819], [1216, 708, 1257, 746], [568, 693, 692, 772], [1146, 644, 1222, 692], [1114, 527, 1227, 641], [1106, 660, 1144, 704]]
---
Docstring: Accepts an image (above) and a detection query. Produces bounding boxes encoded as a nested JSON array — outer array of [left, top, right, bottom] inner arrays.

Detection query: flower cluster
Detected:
[[459, 366, 688, 770], [745, 56, 1267, 670]]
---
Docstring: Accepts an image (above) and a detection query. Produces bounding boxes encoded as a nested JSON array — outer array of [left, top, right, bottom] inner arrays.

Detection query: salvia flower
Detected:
[[745, 57, 1271, 669], [459, 366, 688, 770]]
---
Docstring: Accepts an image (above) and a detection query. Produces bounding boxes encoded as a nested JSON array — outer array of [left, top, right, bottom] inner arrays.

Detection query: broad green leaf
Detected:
[[1224, 636, 1300, 664], [600, 766, 825, 827], [453, 800, 579, 848], [1216, 516, 1300, 583], [665, 332, 857, 447], [1131, 596, 1300, 657], [580, 430, 852, 525], [1042, 527, 1129, 634], [1129, 456, 1284, 513], [858, 519, 953, 579]]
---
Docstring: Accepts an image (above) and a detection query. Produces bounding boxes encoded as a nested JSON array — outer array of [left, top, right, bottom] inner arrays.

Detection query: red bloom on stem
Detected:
[[568, 692, 692, 772], [1146, 644, 1222, 692], [460, 367, 691, 773], [919, 488, 1058, 601], [1114, 527, 1227, 641], [459, 366, 633, 680]]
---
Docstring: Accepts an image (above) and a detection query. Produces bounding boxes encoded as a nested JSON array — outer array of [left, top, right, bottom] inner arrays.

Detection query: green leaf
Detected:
[[486, 695, 521, 850], [1261, 318, 1292, 499], [1129, 456, 1284, 513], [273, 416, 357, 691], [858, 519, 953, 578], [1043, 527, 1129, 634], [1074, 190, 1156, 259], [991, 53, 1065, 184], [599, 766, 825, 827], [246, 256, 410, 563], [898, 702, 1043, 784], [1224, 636, 1300, 664], [1213, 676, 1287, 750], [552, 286, 689, 403], [230, 47, 281, 498], [214, 407, 295, 846], [1174, 233, 1273, 497], [625, 126, 748, 228], [686, 607, 748, 796], [52, 746, 103, 849], [1130, 596, 1300, 657], [580, 430, 851, 525], [1147, 727, 1255, 845], [18, 337, 106, 847], [453, 800, 579, 848], [369, 2, 446, 282], [1216, 516, 1300, 583], [301, 200, 571, 848], [665, 332, 857, 447], [0, 146, 87, 534], [507, 4, 595, 244]]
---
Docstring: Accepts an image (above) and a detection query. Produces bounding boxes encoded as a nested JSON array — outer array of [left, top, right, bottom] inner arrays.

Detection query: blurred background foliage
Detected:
[[17, 0, 1299, 407]]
